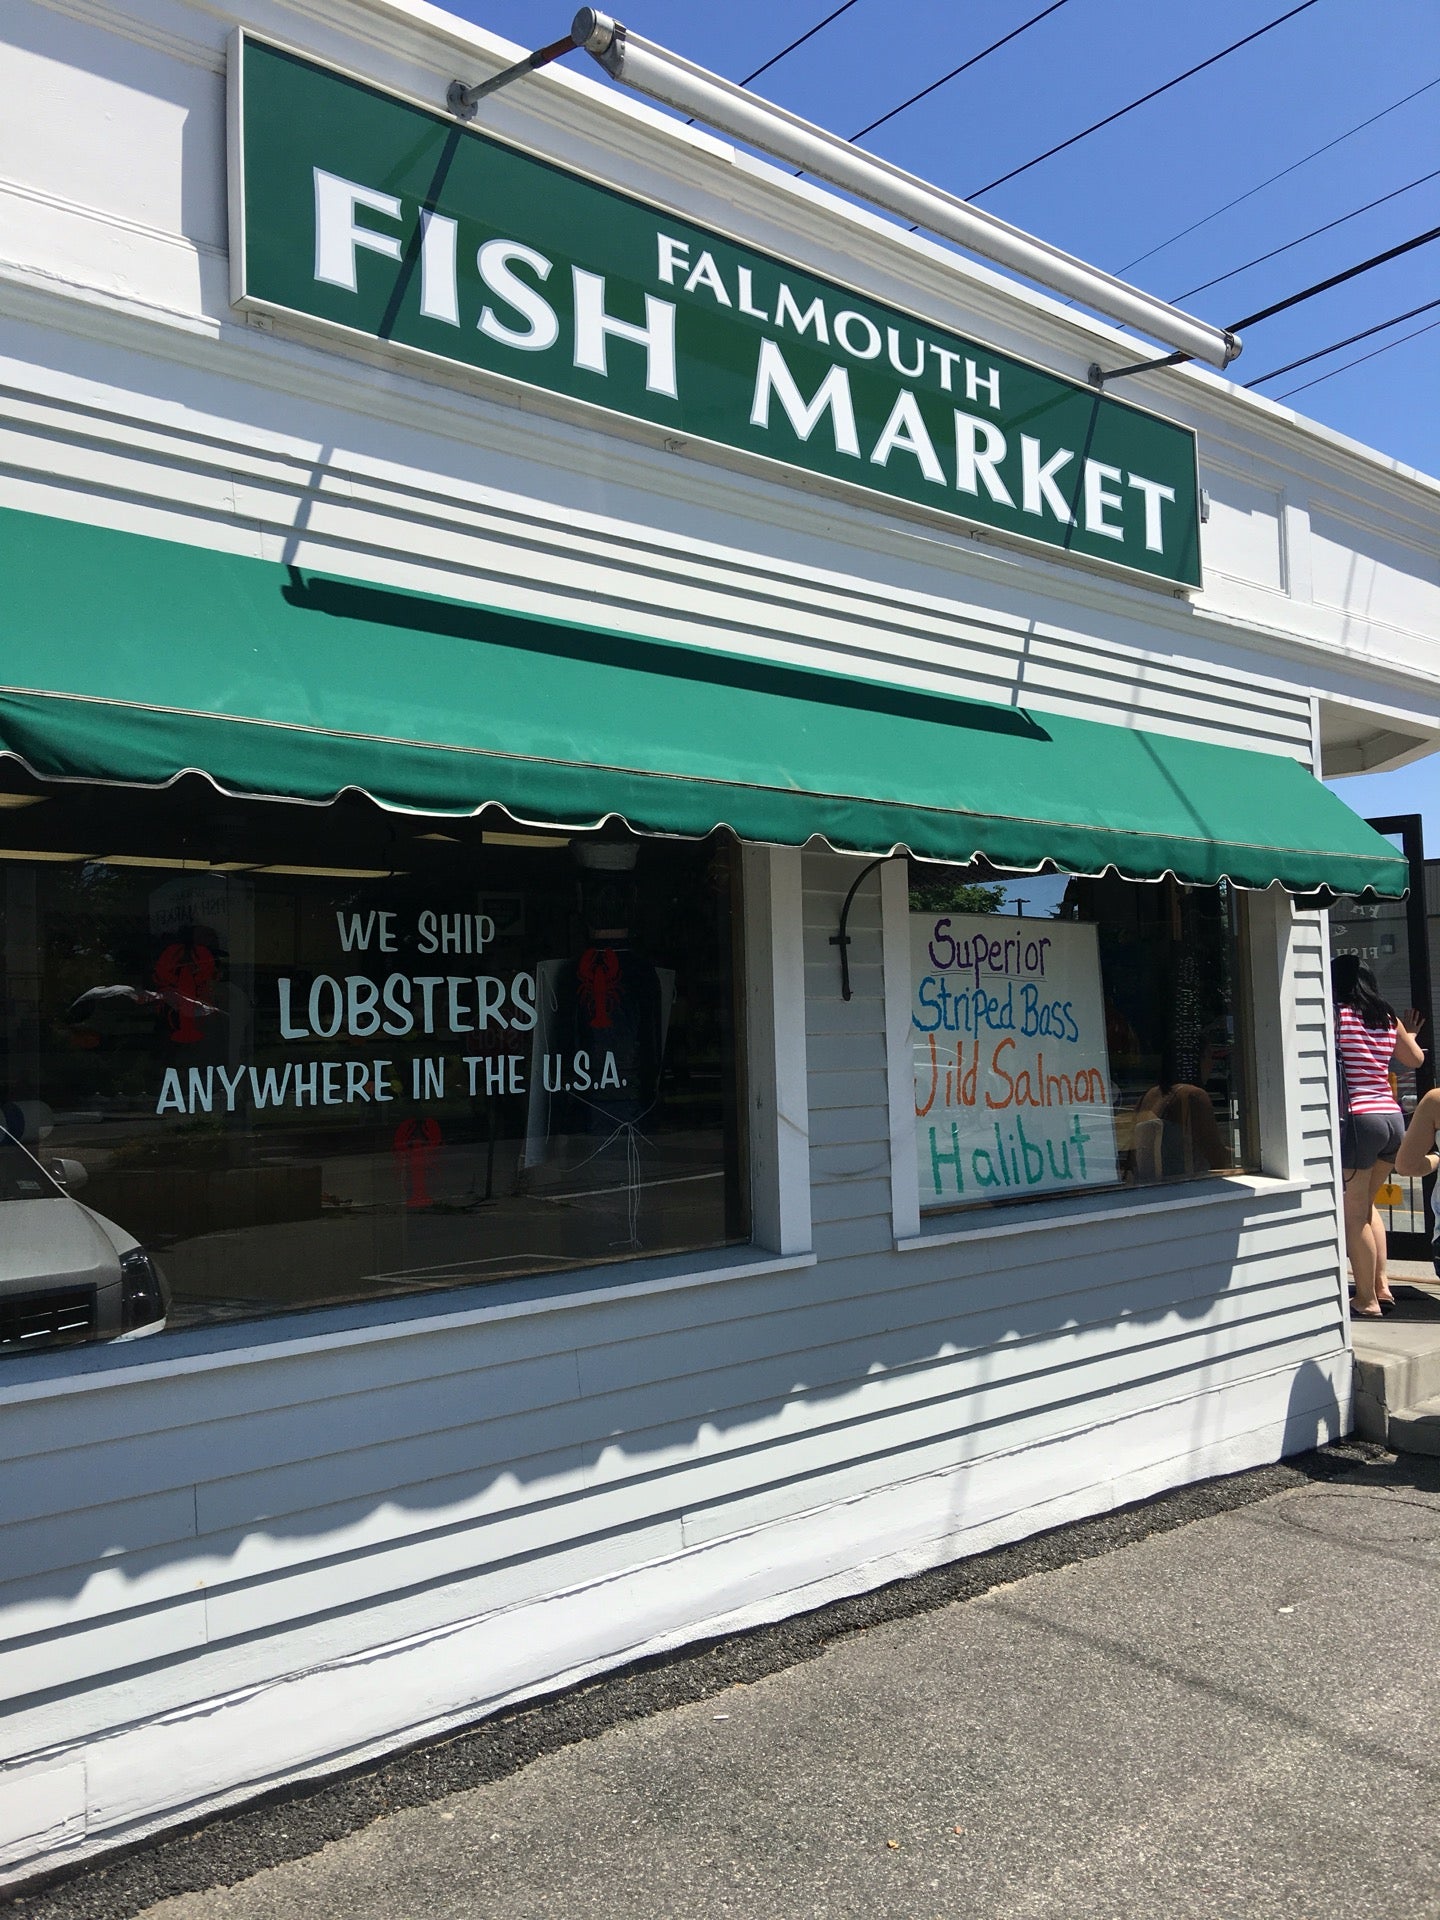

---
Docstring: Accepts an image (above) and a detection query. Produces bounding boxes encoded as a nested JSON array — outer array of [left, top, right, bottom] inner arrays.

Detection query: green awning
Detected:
[[0, 505, 1407, 895]]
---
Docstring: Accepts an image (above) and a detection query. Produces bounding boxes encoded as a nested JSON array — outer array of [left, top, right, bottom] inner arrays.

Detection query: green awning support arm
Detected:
[[831, 855, 894, 1002]]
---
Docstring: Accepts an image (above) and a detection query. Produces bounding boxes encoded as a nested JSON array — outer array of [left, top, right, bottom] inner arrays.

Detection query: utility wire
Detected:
[[968, 0, 1320, 201], [1227, 224, 1440, 333], [1116, 74, 1440, 276], [1277, 313, 1440, 398], [1171, 168, 1440, 302], [683, 1, 859, 124], [1243, 296, 1440, 386], [1095, 225, 1440, 384], [739, 0, 860, 88], [849, 0, 1070, 142]]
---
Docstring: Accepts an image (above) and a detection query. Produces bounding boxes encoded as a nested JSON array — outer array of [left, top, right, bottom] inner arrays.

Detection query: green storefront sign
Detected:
[[231, 35, 1202, 588]]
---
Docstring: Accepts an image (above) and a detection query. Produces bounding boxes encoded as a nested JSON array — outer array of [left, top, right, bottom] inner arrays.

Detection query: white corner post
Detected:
[[743, 843, 812, 1255], [880, 856, 921, 1242], [1246, 886, 1310, 1185]]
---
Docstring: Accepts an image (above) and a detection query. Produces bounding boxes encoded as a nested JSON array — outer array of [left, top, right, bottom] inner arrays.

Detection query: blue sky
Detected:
[[450, 1, 1439, 837]]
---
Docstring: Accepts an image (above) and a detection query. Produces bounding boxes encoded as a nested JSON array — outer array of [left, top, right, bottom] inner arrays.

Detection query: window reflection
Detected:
[[0, 781, 747, 1352]]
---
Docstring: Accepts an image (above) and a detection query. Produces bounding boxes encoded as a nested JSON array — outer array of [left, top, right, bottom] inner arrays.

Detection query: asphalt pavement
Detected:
[[18, 1443, 1440, 1920]]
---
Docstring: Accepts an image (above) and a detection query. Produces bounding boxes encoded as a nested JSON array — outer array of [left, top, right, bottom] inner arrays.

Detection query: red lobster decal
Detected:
[[152, 942, 219, 1046], [577, 946, 622, 1029], [393, 1116, 442, 1209]]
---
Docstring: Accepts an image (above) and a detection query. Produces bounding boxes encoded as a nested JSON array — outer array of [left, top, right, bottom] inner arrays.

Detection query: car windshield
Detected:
[[0, 1129, 61, 1204]]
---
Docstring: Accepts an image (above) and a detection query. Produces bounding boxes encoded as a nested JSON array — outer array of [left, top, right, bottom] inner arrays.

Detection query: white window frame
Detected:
[[742, 843, 812, 1256], [881, 862, 1309, 1248]]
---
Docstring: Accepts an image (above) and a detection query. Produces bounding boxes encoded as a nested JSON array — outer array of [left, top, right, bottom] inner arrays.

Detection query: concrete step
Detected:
[[1386, 1396, 1440, 1457], [1349, 1283, 1440, 1446]]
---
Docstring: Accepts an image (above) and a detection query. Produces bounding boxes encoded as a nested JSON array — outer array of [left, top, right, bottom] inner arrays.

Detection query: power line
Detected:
[[1093, 224, 1440, 385], [849, 0, 1070, 142], [739, 0, 860, 89], [1227, 224, 1440, 333], [1243, 296, 1440, 386], [967, 0, 1321, 201], [1171, 168, 1440, 303], [1276, 313, 1440, 398], [1115, 74, 1440, 277]]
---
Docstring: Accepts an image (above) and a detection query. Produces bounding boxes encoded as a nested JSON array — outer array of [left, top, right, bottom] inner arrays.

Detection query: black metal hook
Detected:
[[830, 856, 891, 1001]]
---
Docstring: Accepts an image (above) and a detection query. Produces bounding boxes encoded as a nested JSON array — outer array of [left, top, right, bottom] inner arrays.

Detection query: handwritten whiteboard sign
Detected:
[[911, 913, 1120, 1207]]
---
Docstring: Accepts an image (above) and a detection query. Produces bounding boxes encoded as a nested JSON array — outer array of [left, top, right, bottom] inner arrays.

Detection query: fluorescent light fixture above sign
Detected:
[[95, 855, 254, 871], [482, 830, 573, 849], [565, 10, 1240, 371], [259, 864, 399, 880]]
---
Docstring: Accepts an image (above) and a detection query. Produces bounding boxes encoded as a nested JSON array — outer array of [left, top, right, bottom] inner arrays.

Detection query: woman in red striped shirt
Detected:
[[1331, 954, 1425, 1316]]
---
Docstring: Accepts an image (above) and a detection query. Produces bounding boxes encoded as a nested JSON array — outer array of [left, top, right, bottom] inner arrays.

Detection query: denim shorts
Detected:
[[1340, 1110, 1404, 1174]]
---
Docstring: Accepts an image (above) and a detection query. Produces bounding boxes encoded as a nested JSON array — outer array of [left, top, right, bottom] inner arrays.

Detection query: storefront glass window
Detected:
[[910, 864, 1255, 1213], [0, 779, 747, 1354]]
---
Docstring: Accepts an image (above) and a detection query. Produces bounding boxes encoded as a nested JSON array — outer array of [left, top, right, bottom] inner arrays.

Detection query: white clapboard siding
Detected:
[[0, 339, 1322, 762]]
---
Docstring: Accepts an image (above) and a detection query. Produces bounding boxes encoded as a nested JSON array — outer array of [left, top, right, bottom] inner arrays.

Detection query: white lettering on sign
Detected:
[[656, 234, 690, 284], [834, 311, 882, 360], [736, 267, 768, 321], [964, 359, 1001, 410], [954, 413, 1014, 507], [1083, 460, 1126, 542], [416, 910, 496, 956], [294, 157, 1186, 568], [887, 328, 925, 380], [683, 250, 732, 305], [478, 240, 559, 353], [418, 210, 459, 327], [312, 168, 402, 291], [274, 972, 535, 1041], [929, 345, 962, 392], [1020, 436, 1075, 524], [750, 340, 861, 458], [156, 906, 546, 1120], [571, 268, 678, 398], [774, 284, 829, 343], [870, 391, 945, 485], [1127, 473, 1177, 553]]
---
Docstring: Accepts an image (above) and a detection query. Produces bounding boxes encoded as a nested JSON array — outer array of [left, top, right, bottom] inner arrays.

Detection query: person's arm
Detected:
[[1394, 1010, 1427, 1071], [1395, 1088, 1440, 1179]]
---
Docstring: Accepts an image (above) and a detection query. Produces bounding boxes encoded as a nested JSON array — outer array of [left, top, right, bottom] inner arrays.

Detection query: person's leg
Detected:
[[1371, 1165, 1394, 1305], [1343, 1164, 1382, 1313]]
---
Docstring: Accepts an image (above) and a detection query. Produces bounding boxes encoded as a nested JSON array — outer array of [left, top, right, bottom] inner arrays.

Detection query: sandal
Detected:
[[1350, 1300, 1383, 1318]]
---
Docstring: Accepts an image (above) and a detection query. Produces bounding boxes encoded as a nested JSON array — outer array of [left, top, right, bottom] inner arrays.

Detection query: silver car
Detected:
[[0, 1127, 170, 1352]]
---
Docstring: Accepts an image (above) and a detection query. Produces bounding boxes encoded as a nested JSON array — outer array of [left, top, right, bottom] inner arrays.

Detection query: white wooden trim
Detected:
[[894, 1175, 1311, 1251], [881, 857, 921, 1241], [1313, 902, 1351, 1322], [226, 31, 247, 312], [1282, 495, 1314, 606], [1246, 887, 1307, 1183], [0, 1246, 819, 1410], [742, 843, 812, 1256]]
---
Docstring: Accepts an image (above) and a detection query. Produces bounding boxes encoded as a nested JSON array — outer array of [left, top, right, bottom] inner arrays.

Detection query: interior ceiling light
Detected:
[[0, 848, 91, 862], [259, 864, 400, 880], [482, 831, 573, 849], [515, 11, 1240, 369], [94, 856, 254, 872]]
